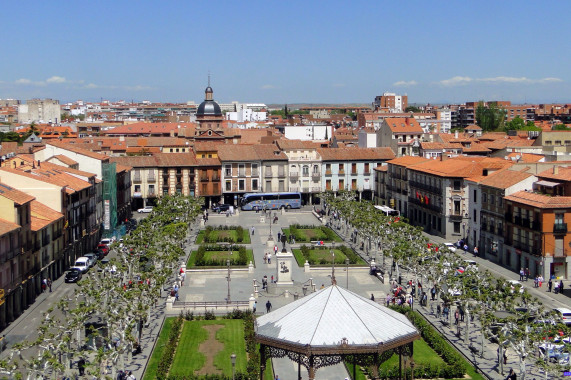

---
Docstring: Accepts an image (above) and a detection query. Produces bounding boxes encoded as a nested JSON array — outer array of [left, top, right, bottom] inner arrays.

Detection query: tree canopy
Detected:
[[475, 101, 506, 131]]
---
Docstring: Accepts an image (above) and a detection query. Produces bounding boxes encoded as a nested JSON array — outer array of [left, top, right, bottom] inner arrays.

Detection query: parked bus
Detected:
[[374, 205, 400, 217], [240, 192, 302, 211]]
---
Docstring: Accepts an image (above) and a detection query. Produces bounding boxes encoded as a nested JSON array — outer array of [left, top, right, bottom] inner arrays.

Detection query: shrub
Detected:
[[236, 226, 244, 243], [156, 316, 184, 379], [204, 310, 216, 320]]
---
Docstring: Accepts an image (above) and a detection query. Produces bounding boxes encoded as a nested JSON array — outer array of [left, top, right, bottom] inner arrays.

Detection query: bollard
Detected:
[[294, 292, 299, 300], [254, 289, 259, 298], [285, 290, 290, 298], [304, 260, 310, 273], [248, 261, 254, 273]]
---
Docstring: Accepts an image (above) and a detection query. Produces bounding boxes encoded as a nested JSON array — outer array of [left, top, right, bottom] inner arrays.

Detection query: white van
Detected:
[[71, 257, 90, 273], [100, 238, 112, 247]]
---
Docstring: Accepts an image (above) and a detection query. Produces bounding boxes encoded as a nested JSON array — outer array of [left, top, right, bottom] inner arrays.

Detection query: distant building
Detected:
[[18, 99, 60, 124], [373, 92, 408, 113]]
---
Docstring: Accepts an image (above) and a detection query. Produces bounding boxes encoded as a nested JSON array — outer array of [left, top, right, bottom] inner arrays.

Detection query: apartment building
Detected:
[[318, 147, 395, 201], [373, 92, 408, 113], [377, 118, 423, 157], [257, 144, 289, 194], [18, 98, 60, 123], [504, 191, 571, 279], [467, 170, 536, 264], [110, 153, 196, 209], [378, 156, 429, 216], [276, 140, 322, 205], [219, 145, 261, 206]]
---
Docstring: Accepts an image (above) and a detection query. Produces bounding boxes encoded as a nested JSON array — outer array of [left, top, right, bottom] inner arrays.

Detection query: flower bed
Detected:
[[187, 245, 254, 267], [195, 226, 251, 244], [292, 245, 366, 266], [282, 224, 342, 243]]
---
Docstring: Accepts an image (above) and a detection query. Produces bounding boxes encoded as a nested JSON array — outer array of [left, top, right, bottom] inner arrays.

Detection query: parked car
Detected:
[[65, 269, 83, 283], [84, 253, 98, 268], [137, 206, 153, 213], [554, 308, 571, 325], [212, 204, 231, 213], [97, 244, 109, 256], [99, 238, 112, 247], [508, 280, 524, 294], [443, 243, 457, 253], [71, 257, 90, 273]]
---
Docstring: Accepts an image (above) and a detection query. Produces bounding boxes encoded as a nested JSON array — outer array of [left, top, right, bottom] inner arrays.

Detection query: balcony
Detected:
[[554, 223, 568, 234], [312, 172, 320, 179], [481, 223, 488, 231], [325, 170, 332, 176], [148, 191, 156, 198], [133, 175, 142, 183], [264, 170, 273, 177], [212, 175, 220, 182], [338, 170, 345, 175], [409, 181, 441, 194], [147, 176, 156, 183], [252, 170, 259, 177], [200, 176, 209, 182], [408, 197, 442, 213], [290, 172, 299, 180], [514, 215, 522, 225], [238, 171, 246, 178], [277, 171, 286, 178], [504, 212, 512, 223]]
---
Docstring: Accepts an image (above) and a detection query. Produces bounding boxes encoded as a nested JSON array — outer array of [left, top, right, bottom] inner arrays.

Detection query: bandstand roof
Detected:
[[255, 285, 419, 354]]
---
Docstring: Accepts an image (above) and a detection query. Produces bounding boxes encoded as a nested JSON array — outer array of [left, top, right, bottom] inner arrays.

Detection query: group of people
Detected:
[[533, 274, 544, 288], [261, 275, 274, 290], [41, 278, 52, 292]]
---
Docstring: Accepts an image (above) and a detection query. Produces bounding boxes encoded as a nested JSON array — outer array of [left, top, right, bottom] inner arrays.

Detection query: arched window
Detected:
[[302, 165, 309, 175]]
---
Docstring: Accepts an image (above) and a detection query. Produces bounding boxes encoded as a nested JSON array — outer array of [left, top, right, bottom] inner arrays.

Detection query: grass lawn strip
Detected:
[[379, 339, 444, 369], [142, 318, 173, 380], [187, 249, 254, 267], [170, 319, 247, 376], [195, 229, 251, 244], [282, 226, 343, 243], [292, 248, 367, 266]]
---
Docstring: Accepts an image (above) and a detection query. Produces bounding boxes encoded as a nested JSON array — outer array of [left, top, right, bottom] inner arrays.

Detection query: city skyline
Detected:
[[1, 0, 569, 104]]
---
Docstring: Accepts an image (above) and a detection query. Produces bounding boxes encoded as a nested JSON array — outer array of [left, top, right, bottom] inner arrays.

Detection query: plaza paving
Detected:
[[3, 206, 571, 378]]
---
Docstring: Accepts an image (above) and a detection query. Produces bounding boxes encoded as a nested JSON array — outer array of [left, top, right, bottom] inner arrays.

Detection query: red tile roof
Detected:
[[0, 182, 35, 205], [505, 191, 571, 208], [383, 118, 423, 134], [0, 218, 21, 235], [317, 147, 395, 161], [30, 200, 63, 231]]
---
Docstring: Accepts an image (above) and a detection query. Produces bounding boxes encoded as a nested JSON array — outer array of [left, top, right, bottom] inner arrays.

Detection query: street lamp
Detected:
[[231, 353, 236, 380], [345, 257, 350, 288], [331, 242, 336, 285], [226, 258, 231, 304]]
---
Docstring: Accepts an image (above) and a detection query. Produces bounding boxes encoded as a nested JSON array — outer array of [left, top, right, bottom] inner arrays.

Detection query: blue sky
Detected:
[[1, 1, 569, 105]]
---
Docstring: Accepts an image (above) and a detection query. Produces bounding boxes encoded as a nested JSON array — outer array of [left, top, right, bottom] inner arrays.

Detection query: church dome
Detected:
[[196, 85, 222, 117], [196, 100, 222, 117]]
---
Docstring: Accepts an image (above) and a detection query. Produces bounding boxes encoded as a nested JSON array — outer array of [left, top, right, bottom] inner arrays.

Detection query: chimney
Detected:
[[38, 160, 41, 167], [554, 166, 559, 175], [454, 130, 459, 139]]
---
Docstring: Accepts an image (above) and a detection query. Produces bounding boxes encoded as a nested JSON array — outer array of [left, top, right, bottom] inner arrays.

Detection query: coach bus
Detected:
[[240, 192, 302, 211], [374, 205, 400, 217]]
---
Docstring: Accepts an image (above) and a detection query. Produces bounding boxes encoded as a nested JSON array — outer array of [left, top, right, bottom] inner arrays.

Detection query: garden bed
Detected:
[[144, 312, 274, 380], [292, 245, 367, 266], [187, 245, 254, 267], [195, 226, 251, 244], [282, 224, 342, 243]]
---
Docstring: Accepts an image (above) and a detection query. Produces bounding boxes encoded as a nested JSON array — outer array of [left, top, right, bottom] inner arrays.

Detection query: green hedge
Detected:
[[156, 317, 184, 380], [198, 226, 248, 244], [379, 306, 467, 379], [296, 245, 364, 265], [284, 225, 341, 242]]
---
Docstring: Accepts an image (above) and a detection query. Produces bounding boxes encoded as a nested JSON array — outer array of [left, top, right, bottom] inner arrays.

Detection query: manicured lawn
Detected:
[[196, 229, 251, 244], [380, 339, 445, 369], [282, 226, 342, 243], [143, 317, 174, 380], [292, 248, 367, 266], [170, 319, 247, 377], [187, 249, 254, 267]]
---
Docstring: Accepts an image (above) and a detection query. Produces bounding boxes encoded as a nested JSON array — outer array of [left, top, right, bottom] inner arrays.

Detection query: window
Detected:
[[201, 154, 206, 158], [473, 209, 477, 222], [498, 196, 503, 207], [365, 163, 370, 173], [482, 192, 487, 203], [339, 179, 345, 189], [555, 213, 564, 224], [148, 185, 155, 194], [339, 164, 344, 173], [490, 194, 495, 205], [473, 189, 477, 201], [454, 222, 461, 234], [326, 164, 331, 173], [326, 179, 331, 190], [351, 163, 357, 174], [313, 165, 319, 174], [454, 200, 461, 214], [265, 181, 271, 192], [225, 181, 231, 191], [238, 179, 245, 191], [453, 180, 461, 191], [302, 165, 309, 176], [238, 164, 245, 177], [351, 179, 357, 189], [252, 179, 258, 191], [135, 185, 141, 192], [555, 140, 562, 145], [278, 180, 285, 192], [252, 164, 259, 176], [545, 141, 552, 145]]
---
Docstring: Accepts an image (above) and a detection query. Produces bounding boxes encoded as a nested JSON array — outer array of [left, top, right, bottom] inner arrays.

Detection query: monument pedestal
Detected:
[[276, 250, 294, 286]]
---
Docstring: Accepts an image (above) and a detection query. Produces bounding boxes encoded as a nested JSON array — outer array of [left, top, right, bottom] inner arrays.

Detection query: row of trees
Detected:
[[319, 190, 570, 379], [0, 195, 203, 379]]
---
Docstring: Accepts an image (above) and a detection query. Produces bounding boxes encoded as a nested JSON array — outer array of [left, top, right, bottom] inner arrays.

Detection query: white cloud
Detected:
[[84, 83, 99, 89], [261, 84, 275, 90], [393, 80, 418, 87], [439, 76, 563, 86], [15, 78, 34, 85], [46, 76, 67, 84]]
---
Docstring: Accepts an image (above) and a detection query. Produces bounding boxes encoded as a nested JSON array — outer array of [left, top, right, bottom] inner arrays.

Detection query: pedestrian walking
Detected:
[[126, 371, 136, 380], [463, 244, 468, 254], [253, 301, 257, 314], [42, 278, 47, 292], [560, 280, 564, 294], [548, 278, 553, 292], [267, 252, 272, 264], [519, 268, 524, 281], [175, 289, 179, 301], [263, 253, 268, 264], [251, 226, 255, 235], [431, 286, 436, 301], [473, 246, 479, 256], [539, 275, 543, 287], [266, 300, 272, 313], [505, 368, 516, 380], [47, 278, 52, 292], [370, 293, 375, 301], [180, 271, 186, 286], [525, 268, 529, 281], [271, 275, 274, 283], [437, 304, 442, 318], [274, 245, 278, 255], [454, 309, 460, 325], [78, 357, 86, 376]]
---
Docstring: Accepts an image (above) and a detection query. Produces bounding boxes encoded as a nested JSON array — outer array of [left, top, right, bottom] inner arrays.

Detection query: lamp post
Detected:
[[345, 257, 350, 288], [230, 353, 236, 380], [226, 258, 231, 304], [331, 242, 336, 285]]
